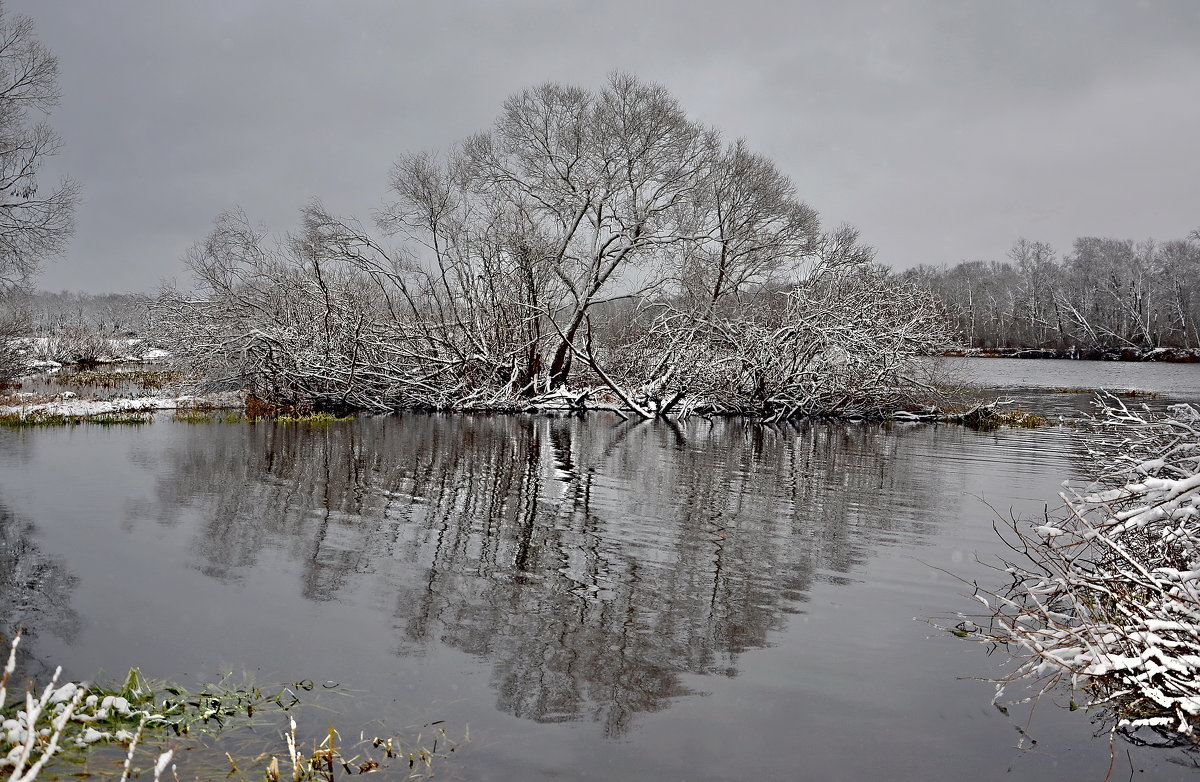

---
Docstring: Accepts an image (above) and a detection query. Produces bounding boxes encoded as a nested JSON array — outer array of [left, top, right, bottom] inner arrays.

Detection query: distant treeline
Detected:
[[0, 289, 151, 375], [7, 290, 150, 337], [903, 233, 1200, 355]]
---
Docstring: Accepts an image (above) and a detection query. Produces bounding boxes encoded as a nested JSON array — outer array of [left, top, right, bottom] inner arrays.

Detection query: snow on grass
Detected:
[[3, 396, 197, 416], [0, 393, 239, 418]]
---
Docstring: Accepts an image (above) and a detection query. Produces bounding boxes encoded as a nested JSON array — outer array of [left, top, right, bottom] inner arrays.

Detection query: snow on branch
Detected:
[[957, 397, 1200, 742]]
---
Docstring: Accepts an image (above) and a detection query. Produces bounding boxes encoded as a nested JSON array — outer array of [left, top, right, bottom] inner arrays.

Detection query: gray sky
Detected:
[[13, 0, 1200, 293]]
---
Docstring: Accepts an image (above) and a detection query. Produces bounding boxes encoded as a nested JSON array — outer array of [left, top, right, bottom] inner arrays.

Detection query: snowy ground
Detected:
[[12, 337, 171, 365], [2, 350, 244, 418], [0, 391, 242, 418]]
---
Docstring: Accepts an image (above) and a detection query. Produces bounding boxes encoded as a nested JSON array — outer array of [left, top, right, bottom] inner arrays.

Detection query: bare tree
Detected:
[[382, 74, 721, 391], [157, 76, 952, 420], [1008, 238, 1062, 347], [913, 231, 1200, 355], [589, 226, 951, 419], [0, 4, 77, 289], [0, 291, 26, 378], [673, 139, 820, 313]]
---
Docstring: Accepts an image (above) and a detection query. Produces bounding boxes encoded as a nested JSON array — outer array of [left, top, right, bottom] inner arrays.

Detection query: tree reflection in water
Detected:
[[140, 414, 952, 736], [0, 503, 80, 675]]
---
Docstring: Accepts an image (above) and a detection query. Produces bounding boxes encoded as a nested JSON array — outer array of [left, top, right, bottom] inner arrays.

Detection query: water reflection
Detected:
[[0, 502, 79, 673], [133, 415, 958, 735]]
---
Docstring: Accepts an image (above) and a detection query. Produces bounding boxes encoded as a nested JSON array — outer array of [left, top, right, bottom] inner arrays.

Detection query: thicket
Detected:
[[961, 398, 1200, 745], [153, 74, 952, 420], [0, 289, 153, 376], [906, 234, 1200, 354]]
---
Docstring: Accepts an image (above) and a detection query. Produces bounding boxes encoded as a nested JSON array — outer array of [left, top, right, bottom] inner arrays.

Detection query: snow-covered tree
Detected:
[[155, 75, 951, 418]]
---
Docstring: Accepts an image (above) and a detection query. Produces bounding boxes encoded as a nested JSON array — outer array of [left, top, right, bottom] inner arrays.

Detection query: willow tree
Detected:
[[379, 74, 721, 392], [0, 6, 78, 380], [158, 74, 951, 418]]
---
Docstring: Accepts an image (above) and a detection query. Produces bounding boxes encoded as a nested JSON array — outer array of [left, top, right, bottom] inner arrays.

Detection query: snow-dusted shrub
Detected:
[[34, 325, 113, 365], [963, 397, 1200, 740], [598, 254, 952, 420]]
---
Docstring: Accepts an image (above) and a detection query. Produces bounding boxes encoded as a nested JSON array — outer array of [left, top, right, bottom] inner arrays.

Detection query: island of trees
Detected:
[[148, 75, 952, 420]]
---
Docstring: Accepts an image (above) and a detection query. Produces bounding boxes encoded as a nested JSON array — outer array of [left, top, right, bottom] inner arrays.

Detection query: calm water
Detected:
[[3, 360, 1200, 780], [953, 356, 1200, 416], [956, 356, 1200, 398]]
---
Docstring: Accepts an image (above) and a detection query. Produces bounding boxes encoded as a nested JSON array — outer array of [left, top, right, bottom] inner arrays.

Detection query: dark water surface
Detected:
[[953, 356, 1200, 417], [955, 356, 1200, 398], [4, 361, 1200, 780]]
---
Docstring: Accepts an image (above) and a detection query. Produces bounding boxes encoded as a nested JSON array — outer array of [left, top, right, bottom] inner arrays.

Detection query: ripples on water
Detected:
[[3, 360, 1200, 780]]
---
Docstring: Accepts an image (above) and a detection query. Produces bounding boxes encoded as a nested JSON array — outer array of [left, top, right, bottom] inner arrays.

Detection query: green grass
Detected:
[[992, 409, 1050, 428], [170, 411, 355, 425], [273, 412, 354, 424], [1053, 387, 1159, 399], [954, 405, 1051, 430], [171, 409, 215, 424], [1, 665, 458, 781], [90, 411, 153, 425], [0, 410, 153, 427]]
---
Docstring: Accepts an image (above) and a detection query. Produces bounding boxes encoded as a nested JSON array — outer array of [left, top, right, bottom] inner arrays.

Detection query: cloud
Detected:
[[12, 0, 1200, 291]]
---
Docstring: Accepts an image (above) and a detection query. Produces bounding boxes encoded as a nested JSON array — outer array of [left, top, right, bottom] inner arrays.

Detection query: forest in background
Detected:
[[905, 232, 1200, 356]]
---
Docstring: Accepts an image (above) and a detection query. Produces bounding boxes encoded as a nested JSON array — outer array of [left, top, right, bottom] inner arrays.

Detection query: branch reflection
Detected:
[[0, 502, 80, 675], [141, 415, 954, 735]]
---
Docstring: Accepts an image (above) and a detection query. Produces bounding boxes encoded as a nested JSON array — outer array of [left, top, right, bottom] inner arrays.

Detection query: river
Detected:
[[2, 358, 1199, 780]]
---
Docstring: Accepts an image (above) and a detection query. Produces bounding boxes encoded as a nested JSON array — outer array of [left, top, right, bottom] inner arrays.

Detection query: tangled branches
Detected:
[[152, 76, 956, 420], [593, 257, 950, 420], [962, 397, 1200, 742], [152, 213, 953, 420]]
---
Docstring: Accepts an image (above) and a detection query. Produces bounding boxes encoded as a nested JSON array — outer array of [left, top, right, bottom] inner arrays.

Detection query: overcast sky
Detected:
[[12, 0, 1200, 293]]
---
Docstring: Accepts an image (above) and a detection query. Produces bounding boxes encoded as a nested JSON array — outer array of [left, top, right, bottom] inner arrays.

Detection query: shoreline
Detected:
[[943, 346, 1200, 363]]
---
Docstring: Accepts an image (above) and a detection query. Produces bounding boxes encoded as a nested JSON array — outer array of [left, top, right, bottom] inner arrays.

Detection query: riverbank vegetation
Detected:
[[151, 74, 953, 421], [906, 233, 1200, 357], [1, 634, 457, 781], [958, 397, 1200, 746], [0, 290, 158, 378], [0, 409, 152, 427]]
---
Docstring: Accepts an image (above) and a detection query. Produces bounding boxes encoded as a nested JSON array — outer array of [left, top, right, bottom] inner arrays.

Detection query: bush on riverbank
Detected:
[[960, 397, 1200, 742]]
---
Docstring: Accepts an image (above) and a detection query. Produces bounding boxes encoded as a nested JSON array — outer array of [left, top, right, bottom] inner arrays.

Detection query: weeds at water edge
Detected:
[[49, 370, 186, 391], [1053, 387, 1159, 399], [1, 634, 462, 781], [0, 410, 153, 428], [170, 411, 354, 425]]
